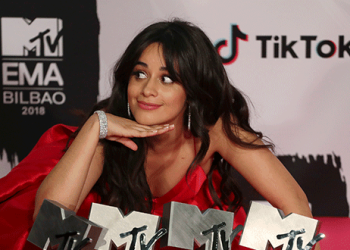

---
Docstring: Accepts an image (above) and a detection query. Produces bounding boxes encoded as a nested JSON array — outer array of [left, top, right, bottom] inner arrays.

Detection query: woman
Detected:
[[1, 19, 314, 249], [35, 19, 315, 247]]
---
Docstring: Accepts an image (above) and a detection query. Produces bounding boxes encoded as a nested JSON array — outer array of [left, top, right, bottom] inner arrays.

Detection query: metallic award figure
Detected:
[[277, 229, 325, 250], [220, 225, 243, 250], [120, 225, 148, 250], [89, 203, 163, 250], [202, 222, 227, 250], [296, 233, 325, 250], [277, 229, 306, 250], [27, 199, 104, 250], [120, 226, 167, 250], [161, 202, 238, 250], [240, 202, 323, 250], [140, 228, 167, 250]]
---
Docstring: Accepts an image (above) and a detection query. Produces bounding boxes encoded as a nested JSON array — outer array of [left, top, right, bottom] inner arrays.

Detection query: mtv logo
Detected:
[[240, 202, 322, 250], [161, 202, 236, 250], [27, 199, 105, 250], [89, 203, 162, 250], [1, 17, 63, 57]]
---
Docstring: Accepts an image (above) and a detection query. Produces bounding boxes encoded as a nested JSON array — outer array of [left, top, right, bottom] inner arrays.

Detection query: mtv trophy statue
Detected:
[[28, 200, 325, 250]]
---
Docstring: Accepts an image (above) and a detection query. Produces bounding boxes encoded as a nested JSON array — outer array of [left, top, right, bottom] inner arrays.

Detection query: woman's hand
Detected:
[[34, 112, 173, 218], [103, 113, 175, 151]]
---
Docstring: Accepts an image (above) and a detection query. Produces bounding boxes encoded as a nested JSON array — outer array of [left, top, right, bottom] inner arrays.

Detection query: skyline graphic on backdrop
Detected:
[[234, 153, 349, 217], [1, 149, 348, 216]]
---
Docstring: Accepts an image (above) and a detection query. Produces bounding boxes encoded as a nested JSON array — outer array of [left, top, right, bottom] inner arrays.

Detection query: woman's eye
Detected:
[[162, 76, 173, 84], [133, 71, 147, 79]]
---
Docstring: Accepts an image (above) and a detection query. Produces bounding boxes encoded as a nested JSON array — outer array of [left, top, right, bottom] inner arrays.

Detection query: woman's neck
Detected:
[[144, 127, 195, 197], [146, 126, 190, 155]]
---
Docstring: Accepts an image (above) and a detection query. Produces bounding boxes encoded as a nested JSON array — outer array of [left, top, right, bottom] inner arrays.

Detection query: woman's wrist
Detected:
[[79, 113, 103, 142], [94, 110, 108, 139]]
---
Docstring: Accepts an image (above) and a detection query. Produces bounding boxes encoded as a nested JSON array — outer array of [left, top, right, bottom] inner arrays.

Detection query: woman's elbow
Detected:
[[281, 189, 313, 218]]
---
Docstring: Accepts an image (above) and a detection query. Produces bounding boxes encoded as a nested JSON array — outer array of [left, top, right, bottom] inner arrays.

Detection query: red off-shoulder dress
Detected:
[[0, 124, 246, 250]]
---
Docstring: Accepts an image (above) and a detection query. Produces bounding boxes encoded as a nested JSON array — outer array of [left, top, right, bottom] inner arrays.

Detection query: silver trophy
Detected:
[[27, 199, 105, 250], [161, 201, 240, 250], [240, 202, 325, 250], [89, 203, 165, 250]]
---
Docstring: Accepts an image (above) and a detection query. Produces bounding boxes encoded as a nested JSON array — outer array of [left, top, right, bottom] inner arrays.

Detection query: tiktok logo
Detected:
[[214, 24, 248, 65]]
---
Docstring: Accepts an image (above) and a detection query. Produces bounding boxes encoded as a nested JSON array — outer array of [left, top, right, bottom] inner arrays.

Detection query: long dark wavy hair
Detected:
[[74, 19, 273, 214]]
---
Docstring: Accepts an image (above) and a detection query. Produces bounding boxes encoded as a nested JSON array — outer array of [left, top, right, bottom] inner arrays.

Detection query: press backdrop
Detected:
[[1, 0, 349, 216]]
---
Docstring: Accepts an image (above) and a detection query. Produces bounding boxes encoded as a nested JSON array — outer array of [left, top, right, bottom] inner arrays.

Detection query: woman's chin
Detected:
[[134, 117, 163, 126]]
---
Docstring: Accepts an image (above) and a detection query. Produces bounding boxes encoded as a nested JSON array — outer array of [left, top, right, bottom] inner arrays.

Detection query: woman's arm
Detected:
[[211, 118, 321, 250], [211, 118, 312, 217], [34, 114, 102, 219], [34, 113, 173, 219]]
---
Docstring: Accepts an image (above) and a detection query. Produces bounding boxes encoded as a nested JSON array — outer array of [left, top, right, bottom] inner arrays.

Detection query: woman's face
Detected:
[[128, 43, 187, 127]]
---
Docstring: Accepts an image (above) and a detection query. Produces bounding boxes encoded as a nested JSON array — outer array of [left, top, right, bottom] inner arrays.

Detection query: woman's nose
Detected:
[[141, 77, 158, 97]]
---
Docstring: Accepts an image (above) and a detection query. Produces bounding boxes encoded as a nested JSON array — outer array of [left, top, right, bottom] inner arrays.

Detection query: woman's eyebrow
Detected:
[[135, 61, 168, 71], [135, 61, 148, 67]]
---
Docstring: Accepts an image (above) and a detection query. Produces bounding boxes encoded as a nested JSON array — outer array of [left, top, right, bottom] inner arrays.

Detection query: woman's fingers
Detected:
[[133, 124, 171, 132], [153, 124, 175, 135], [107, 124, 175, 151], [114, 137, 139, 151], [108, 124, 174, 139], [103, 114, 175, 141]]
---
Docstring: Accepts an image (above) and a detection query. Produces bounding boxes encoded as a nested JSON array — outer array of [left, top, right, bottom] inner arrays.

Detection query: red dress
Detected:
[[0, 124, 246, 250]]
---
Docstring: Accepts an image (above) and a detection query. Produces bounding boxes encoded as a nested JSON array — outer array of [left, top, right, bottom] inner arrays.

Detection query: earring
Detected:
[[127, 103, 131, 118], [187, 105, 191, 131]]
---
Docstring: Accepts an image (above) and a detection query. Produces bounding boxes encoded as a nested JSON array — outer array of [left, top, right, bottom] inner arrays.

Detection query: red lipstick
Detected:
[[137, 101, 161, 110]]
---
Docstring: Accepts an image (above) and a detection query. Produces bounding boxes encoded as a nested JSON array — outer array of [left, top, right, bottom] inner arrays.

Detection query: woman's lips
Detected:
[[137, 101, 161, 110]]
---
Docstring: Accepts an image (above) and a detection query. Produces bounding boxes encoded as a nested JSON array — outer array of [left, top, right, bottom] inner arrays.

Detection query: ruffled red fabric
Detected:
[[0, 124, 246, 250], [0, 125, 81, 250]]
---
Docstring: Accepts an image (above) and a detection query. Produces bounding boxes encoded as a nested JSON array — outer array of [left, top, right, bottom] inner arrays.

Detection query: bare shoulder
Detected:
[[201, 116, 268, 174], [208, 116, 263, 157]]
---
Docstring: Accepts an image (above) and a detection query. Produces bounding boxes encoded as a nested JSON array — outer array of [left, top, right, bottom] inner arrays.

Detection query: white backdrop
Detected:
[[97, 0, 350, 215], [1, 0, 347, 216]]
